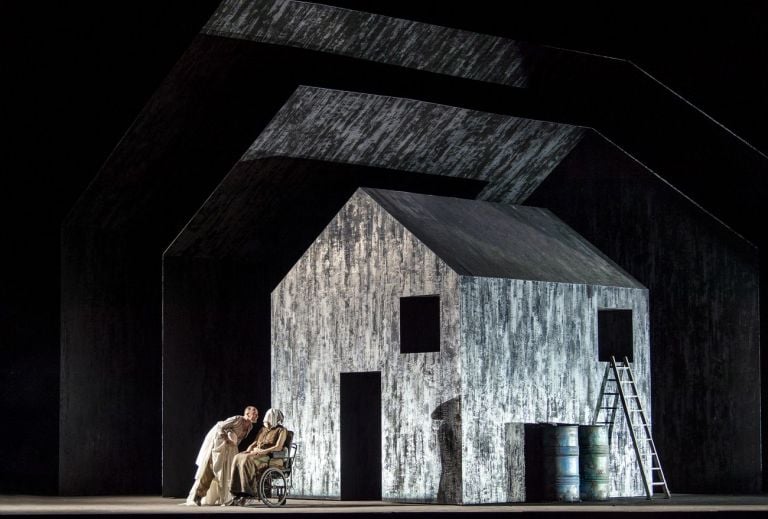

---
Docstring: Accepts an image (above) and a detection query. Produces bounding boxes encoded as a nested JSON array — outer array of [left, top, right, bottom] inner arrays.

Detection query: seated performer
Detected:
[[185, 406, 259, 506], [229, 408, 288, 504]]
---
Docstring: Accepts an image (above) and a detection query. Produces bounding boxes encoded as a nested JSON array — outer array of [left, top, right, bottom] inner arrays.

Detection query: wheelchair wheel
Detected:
[[259, 467, 288, 507]]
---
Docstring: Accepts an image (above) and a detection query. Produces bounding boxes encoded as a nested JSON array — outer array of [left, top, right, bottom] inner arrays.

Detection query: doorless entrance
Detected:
[[340, 371, 382, 500]]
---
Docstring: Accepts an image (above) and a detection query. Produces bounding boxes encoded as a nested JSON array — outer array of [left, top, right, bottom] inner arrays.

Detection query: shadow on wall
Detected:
[[431, 397, 462, 504]]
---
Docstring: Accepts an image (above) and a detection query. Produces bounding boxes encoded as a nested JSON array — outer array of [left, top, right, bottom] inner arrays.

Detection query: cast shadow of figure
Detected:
[[431, 397, 462, 504]]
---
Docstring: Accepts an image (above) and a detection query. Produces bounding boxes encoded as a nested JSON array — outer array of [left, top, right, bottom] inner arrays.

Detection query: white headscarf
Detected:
[[263, 408, 284, 429]]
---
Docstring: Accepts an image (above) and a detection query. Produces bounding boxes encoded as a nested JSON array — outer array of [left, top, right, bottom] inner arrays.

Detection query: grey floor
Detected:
[[1, 494, 768, 515]]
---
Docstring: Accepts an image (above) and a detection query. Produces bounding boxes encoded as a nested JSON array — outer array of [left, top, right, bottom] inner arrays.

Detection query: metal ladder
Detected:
[[593, 356, 671, 499]]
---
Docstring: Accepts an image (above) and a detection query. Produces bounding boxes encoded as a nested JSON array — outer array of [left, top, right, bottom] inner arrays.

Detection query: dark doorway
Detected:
[[523, 423, 546, 502], [598, 309, 634, 362], [340, 371, 382, 500]]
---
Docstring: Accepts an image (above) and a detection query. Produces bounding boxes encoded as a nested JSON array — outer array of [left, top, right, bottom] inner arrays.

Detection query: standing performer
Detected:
[[185, 406, 259, 506]]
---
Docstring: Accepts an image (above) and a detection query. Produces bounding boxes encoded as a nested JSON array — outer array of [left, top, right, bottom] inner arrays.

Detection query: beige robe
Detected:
[[230, 426, 286, 497], [185, 416, 253, 505]]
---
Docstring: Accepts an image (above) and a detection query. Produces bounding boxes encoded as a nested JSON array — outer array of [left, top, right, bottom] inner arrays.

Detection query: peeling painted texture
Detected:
[[527, 133, 761, 492], [55, 0, 763, 499], [246, 87, 585, 205], [272, 189, 650, 503], [460, 279, 650, 502], [168, 87, 584, 257], [203, 0, 536, 88], [272, 189, 462, 502]]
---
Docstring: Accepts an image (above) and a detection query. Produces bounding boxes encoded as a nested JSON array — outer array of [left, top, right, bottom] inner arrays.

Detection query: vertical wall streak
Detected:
[[272, 190, 461, 502], [459, 278, 650, 503], [527, 134, 762, 492], [273, 189, 650, 503]]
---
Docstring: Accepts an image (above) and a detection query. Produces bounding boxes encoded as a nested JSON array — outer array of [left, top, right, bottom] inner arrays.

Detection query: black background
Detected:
[[3, 2, 766, 228], [1, 0, 766, 494]]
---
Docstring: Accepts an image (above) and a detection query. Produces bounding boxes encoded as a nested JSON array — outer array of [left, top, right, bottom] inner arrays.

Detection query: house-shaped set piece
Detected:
[[271, 188, 650, 504]]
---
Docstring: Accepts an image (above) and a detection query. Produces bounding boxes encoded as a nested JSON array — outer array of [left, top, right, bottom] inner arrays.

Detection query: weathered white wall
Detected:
[[460, 278, 650, 503], [272, 190, 462, 501], [273, 189, 651, 504]]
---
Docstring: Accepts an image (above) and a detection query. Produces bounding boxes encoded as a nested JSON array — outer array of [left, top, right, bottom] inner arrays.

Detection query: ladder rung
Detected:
[[602, 363, 667, 499]]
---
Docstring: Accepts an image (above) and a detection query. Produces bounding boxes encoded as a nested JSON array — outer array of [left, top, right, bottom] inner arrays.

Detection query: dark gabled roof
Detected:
[[363, 188, 644, 288]]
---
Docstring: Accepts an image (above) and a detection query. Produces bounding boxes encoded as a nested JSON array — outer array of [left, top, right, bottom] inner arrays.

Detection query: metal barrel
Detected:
[[578, 425, 609, 501], [542, 425, 580, 502]]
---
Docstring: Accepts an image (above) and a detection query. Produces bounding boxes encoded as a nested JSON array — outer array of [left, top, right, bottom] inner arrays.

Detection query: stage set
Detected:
[[2, 494, 768, 517], [2, 0, 766, 516]]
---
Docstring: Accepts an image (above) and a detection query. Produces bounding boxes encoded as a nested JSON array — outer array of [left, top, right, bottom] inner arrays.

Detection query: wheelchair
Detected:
[[251, 431, 298, 507]]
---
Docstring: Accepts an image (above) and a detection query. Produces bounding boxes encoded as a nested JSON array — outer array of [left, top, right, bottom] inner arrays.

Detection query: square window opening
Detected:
[[400, 295, 440, 353], [598, 309, 633, 362]]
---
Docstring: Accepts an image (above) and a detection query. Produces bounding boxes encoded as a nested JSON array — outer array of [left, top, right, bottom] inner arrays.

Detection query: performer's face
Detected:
[[245, 407, 259, 423]]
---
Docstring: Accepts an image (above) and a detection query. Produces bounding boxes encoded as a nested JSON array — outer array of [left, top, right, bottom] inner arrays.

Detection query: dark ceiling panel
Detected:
[[245, 87, 585, 203], [203, 0, 535, 87]]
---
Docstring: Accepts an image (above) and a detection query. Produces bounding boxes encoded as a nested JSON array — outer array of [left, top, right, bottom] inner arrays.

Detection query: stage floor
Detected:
[[1, 494, 768, 516]]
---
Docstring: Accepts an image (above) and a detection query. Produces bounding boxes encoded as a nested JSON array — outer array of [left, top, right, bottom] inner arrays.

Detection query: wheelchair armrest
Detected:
[[269, 448, 289, 459]]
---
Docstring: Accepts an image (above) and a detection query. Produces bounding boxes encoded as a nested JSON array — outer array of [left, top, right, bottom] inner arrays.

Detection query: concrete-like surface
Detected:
[[1, 495, 767, 515]]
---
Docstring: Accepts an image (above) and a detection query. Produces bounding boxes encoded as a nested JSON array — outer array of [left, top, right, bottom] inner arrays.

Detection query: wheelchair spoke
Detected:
[[259, 467, 288, 507]]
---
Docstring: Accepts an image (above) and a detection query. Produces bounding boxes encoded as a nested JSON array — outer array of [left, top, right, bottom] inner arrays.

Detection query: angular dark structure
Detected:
[[527, 133, 761, 491], [0, 0, 762, 499]]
